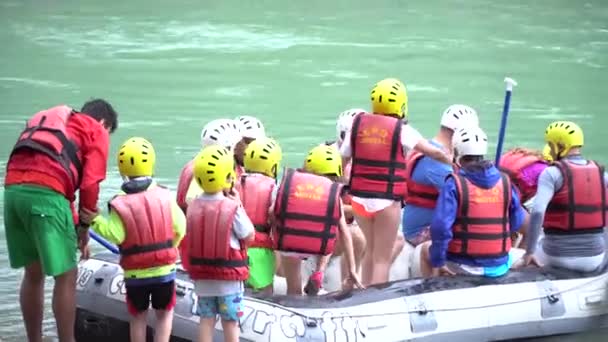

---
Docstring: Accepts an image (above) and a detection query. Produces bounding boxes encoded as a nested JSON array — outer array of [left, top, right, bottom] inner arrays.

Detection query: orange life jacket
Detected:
[[10, 105, 83, 189], [349, 113, 407, 200], [186, 197, 249, 281], [447, 173, 512, 258], [109, 186, 177, 270], [240, 173, 275, 249], [499, 150, 546, 203], [273, 168, 341, 255], [404, 151, 441, 208], [543, 160, 607, 235]]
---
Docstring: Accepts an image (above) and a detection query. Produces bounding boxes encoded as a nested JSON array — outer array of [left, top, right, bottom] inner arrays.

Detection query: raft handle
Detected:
[[546, 294, 559, 304], [94, 277, 104, 285], [305, 318, 318, 328]]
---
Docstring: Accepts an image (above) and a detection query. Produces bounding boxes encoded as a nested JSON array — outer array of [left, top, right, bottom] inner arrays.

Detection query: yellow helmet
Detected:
[[304, 144, 343, 177], [544, 121, 584, 158], [243, 137, 282, 179], [370, 78, 408, 119], [117, 137, 156, 177], [193, 145, 235, 193], [542, 144, 553, 162]]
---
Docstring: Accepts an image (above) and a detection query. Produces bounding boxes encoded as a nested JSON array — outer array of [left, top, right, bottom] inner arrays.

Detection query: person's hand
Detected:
[[79, 208, 99, 225], [225, 187, 241, 203], [514, 253, 542, 268], [431, 265, 456, 277], [77, 226, 91, 260]]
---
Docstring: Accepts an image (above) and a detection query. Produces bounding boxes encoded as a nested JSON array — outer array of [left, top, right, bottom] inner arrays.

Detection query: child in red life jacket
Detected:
[[240, 137, 282, 295], [181, 145, 255, 342], [80, 137, 186, 342], [176, 118, 243, 213], [273, 144, 364, 295]]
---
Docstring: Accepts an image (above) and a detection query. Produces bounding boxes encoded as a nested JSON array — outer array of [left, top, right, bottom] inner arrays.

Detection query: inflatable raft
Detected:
[[75, 245, 608, 342]]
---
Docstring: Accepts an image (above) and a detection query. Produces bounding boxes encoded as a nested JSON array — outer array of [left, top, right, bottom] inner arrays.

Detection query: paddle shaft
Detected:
[[494, 78, 518, 167], [89, 230, 119, 254]]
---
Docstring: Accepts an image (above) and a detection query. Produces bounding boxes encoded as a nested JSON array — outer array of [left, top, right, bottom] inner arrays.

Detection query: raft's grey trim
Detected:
[[536, 279, 566, 319], [405, 295, 438, 333], [407, 314, 608, 341]]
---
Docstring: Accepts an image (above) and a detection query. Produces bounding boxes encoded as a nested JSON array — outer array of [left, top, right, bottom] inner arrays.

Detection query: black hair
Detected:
[[81, 98, 118, 133]]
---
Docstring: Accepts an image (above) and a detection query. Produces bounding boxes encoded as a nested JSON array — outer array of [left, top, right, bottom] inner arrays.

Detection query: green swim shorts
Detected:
[[4, 184, 77, 276], [246, 247, 275, 290]]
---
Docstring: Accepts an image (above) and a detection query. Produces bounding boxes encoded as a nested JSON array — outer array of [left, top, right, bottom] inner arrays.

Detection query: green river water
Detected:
[[1, 0, 607, 340]]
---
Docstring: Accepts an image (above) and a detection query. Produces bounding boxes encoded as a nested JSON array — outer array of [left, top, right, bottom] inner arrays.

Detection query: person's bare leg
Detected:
[[369, 202, 401, 285], [220, 319, 239, 342], [154, 309, 174, 342], [199, 317, 216, 342], [354, 214, 374, 286], [21, 262, 45, 342], [390, 233, 405, 264], [419, 241, 433, 277], [53, 267, 77, 342], [281, 255, 303, 295], [340, 225, 366, 284], [130, 311, 147, 342]]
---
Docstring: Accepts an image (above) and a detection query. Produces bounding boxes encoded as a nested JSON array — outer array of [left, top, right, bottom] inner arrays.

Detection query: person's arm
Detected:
[[429, 177, 458, 268], [339, 131, 352, 167], [337, 204, 356, 275], [525, 167, 560, 255], [508, 186, 527, 233], [233, 205, 255, 244], [89, 209, 126, 246], [402, 124, 451, 165], [79, 125, 110, 213], [170, 200, 187, 247]]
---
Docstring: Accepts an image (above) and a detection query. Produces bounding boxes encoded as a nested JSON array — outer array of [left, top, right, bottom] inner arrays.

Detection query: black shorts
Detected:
[[125, 280, 176, 316]]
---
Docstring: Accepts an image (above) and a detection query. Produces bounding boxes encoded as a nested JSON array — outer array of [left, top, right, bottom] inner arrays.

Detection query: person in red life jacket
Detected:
[[176, 118, 243, 213], [499, 146, 551, 205], [340, 78, 451, 286], [79, 137, 186, 342], [403, 104, 479, 247], [420, 125, 527, 278], [273, 145, 364, 295], [521, 121, 607, 272], [240, 137, 282, 295], [181, 145, 255, 342], [3, 99, 117, 342], [234, 115, 266, 170]]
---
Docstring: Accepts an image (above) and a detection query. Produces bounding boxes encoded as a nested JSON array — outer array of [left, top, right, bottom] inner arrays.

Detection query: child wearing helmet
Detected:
[[521, 121, 607, 272], [404, 104, 479, 247], [80, 137, 186, 342], [272, 144, 363, 295], [181, 145, 255, 342], [234, 115, 266, 169], [418, 126, 527, 278], [176, 119, 243, 213], [340, 78, 451, 286], [240, 137, 282, 295]]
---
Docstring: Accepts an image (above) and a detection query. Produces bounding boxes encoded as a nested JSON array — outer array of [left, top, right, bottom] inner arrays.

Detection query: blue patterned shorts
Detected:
[[194, 292, 244, 321]]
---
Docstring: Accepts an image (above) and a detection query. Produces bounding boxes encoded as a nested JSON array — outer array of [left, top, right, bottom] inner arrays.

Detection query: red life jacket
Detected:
[[447, 173, 512, 259], [543, 160, 607, 235], [186, 197, 249, 281], [405, 151, 441, 208], [273, 168, 342, 255], [176, 160, 194, 213], [349, 113, 407, 200], [240, 173, 275, 249], [10, 105, 83, 190], [109, 186, 177, 271], [499, 150, 546, 203]]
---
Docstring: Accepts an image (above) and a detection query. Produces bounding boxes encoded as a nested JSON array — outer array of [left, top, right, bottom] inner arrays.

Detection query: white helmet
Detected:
[[236, 116, 265, 139], [452, 125, 488, 157], [200, 119, 242, 151], [440, 104, 479, 131], [336, 108, 365, 142]]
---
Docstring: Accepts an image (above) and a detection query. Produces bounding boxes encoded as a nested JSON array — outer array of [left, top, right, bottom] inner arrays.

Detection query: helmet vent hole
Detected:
[[209, 177, 216, 182], [119, 152, 125, 156], [142, 151, 148, 155], [378, 95, 383, 102], [130, 157, 135, 165], [392, 85, 399, 91], [212, 155, 220, 160], [142, 159, 147, 163], [390, 91, 397, 96], [260, 156, 268, 160], [208, 162, 216, 167], [388, 99, 396, 103], [207, 170, 213, 174]]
